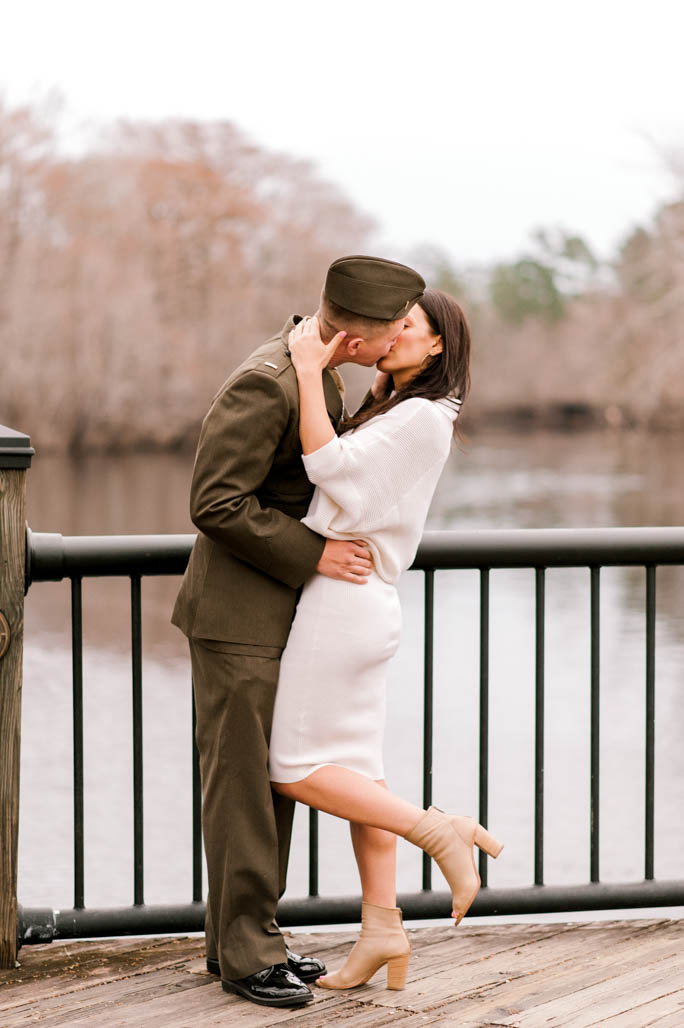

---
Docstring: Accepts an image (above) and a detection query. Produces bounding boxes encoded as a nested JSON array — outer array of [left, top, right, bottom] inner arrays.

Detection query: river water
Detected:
[[18, 429, 684, 914]]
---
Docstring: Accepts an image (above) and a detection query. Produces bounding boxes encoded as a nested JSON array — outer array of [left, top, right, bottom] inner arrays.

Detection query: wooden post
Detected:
[[0, 426, 34, 968]]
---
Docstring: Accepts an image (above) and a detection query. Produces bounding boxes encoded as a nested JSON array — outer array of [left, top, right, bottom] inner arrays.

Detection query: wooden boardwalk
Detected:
[[2, 919, 683, 1026]]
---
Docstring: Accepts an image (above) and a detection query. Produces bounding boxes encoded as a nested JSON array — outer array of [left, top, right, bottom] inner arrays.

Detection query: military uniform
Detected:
[[172, 317, 344, 979]]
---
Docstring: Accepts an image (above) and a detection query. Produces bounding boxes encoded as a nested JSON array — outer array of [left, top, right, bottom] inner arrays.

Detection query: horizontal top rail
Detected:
[[411, 527, 684, 569], [25, 526, 684, 588], [26, 529, 194, 585]]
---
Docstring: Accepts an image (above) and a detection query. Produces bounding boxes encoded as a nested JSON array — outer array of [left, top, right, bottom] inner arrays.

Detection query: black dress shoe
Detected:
[[285, 946, 326, 982], [207, 947, 326, 983], [221, 963, 313, 1007]]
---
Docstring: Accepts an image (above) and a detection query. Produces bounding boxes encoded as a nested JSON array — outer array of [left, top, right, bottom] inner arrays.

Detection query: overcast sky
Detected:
[[3, 0, 683, 266]]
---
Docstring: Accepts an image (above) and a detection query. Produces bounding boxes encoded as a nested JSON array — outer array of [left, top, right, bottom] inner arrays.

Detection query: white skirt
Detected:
[[268, 571, 402, 783]]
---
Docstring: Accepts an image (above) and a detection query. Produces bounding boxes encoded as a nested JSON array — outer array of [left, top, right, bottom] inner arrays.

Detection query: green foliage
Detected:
[[489, 228, 602, 325], [489, 258, 565, 324], [533, 227, 598, 271]]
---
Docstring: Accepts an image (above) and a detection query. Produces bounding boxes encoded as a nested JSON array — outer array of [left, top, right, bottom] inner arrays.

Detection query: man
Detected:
[[172, 255, 425, 1008]]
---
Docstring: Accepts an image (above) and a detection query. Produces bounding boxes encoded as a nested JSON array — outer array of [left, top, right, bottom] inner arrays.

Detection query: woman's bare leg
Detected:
[[272, 765, 422, 836], [273, 767, 503, 928], [350, 781, 397, 908], [315, 782, 407, 990]]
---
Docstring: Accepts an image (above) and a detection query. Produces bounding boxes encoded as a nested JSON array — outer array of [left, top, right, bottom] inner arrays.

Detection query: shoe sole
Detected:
[[221, 979, 313, 1007]]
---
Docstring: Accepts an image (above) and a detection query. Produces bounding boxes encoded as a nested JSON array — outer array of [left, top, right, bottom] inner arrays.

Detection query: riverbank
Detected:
[[20, 406, 684, 455]]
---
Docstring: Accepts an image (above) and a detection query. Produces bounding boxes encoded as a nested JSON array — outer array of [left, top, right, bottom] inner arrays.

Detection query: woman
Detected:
[[269, 290, 502, 991]]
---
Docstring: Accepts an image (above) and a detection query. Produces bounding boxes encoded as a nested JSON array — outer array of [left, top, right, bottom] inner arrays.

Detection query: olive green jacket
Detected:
[[171, 317, 345, 652]]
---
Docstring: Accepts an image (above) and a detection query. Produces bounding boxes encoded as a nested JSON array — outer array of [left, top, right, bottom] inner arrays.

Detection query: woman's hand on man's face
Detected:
[[289, 316, 346, 375]]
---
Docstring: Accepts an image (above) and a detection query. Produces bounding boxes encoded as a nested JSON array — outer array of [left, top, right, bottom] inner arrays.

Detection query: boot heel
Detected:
[[474, 824, 503, 858], [386, 954, 409, 990]]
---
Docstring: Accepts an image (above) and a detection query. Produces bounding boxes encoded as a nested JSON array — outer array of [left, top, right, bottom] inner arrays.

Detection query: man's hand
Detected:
[[316, 539, 373, 584]]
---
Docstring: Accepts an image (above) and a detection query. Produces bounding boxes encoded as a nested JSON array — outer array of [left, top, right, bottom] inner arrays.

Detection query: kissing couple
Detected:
[[172, 255, 503, 1009]]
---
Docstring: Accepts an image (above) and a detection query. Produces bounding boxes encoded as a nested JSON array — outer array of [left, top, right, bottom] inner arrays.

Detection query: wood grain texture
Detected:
[[2, 920, 684, 1026], [0, 468, 26, 969]]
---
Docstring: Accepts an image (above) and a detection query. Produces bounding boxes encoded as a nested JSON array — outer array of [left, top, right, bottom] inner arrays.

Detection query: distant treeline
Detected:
[[1, 97, 683, 451]]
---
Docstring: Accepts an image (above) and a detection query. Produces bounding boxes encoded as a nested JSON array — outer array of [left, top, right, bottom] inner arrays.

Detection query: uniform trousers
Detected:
[[189, 637, 295, 980]]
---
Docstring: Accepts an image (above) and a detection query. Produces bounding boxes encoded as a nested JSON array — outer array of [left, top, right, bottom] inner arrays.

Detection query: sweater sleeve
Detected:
[[302, 399, 451, 532]]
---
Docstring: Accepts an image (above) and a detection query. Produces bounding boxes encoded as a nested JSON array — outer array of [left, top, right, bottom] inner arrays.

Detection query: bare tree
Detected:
[[0, 106, 374, 450]]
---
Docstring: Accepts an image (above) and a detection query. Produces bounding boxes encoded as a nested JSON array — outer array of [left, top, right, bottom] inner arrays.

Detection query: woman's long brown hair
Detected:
[[339, 288, 471, 434]]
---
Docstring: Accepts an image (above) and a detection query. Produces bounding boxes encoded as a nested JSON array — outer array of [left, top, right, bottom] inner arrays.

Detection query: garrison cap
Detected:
[[324, 255, 425, 320]]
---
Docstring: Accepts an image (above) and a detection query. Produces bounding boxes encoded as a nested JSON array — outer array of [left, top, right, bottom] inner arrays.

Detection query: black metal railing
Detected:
[[17, 526, 684, 946]]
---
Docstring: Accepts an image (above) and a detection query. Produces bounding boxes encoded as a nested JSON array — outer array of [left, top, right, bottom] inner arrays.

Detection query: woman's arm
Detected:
[[289, 316, 347, 454], [302, 397, 451, 523]]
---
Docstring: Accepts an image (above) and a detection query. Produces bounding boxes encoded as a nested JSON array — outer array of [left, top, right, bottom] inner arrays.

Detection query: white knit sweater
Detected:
[[301, 396, 460, 584]]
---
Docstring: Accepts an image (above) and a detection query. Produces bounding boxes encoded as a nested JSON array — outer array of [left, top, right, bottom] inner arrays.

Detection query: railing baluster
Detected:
[[191, 684, 202, 902], [590, 567, 600, 883], [645, 565, 656, 881], [309, 809, 319, 898], [422, 569, 435, 890], [534, 568, 545, 886], [479, 569, 490, 885], [131, 575, 144, 906], [71, 577, 85, 910]]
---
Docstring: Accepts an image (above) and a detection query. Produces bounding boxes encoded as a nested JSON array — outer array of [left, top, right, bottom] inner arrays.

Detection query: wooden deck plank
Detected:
[[0, 935, 207, 1008], [329, 922, 578, 995], [1, 919, 682, 1027], [493, 952, 684, 1028], [642, 1010, 684, 1028], [421, 925, 676, 1024], [119, 980, 357, 1028], [366, 923, 620, 1001], [443, 920, 684, 1024], [357, 920, 668, 1015], [2, 970, 209, 1026], [599, 988, 684, 1026]]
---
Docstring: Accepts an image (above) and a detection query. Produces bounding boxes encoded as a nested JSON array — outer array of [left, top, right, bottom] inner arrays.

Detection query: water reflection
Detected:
[[19, 430, 684, 909]]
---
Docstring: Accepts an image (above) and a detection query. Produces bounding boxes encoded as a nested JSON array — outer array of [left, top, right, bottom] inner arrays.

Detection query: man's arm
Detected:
[[190, 370, 371, 588]]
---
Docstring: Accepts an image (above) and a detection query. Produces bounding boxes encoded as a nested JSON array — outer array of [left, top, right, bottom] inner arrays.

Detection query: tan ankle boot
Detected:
[[316, 901, 411, 990], [404, 807, 503, 925]]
